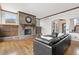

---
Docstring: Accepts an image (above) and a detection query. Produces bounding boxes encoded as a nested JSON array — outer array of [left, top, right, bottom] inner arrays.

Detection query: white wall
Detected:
[[40, 8, 79, 35], [36, 19, 40, 26], [70, 19, 74, 32], [40, 19, 52, 35]]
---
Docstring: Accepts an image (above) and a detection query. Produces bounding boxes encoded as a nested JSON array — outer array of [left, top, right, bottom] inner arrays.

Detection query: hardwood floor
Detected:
[[0, 39, 78, 55], [64, 40, 79, 55], [0, 39, 33, 55]]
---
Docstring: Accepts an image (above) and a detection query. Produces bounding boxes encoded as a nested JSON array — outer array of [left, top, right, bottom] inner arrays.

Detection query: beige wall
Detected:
[[40, 8, 79, 34], [0, 10, 1, 24]]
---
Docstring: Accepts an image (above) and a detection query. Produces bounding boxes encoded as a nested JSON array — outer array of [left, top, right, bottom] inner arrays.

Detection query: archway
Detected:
[[52, 19, 66, 33]]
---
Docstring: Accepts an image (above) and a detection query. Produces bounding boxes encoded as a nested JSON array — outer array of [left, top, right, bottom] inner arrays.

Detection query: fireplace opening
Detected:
[[24, 29, 32, 35]]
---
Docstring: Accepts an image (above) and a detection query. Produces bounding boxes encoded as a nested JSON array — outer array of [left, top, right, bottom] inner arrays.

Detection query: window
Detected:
[[2, 11, 17, 24], [74, 18, 79, 25]]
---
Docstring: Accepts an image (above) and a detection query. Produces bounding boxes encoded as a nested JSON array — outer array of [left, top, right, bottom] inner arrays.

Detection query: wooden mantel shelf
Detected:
[[20, 24, 36, 27]]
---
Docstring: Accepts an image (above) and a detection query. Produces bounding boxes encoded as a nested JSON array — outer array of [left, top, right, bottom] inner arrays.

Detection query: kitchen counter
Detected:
[[69, 33, 79, 41], [0, 35, 35, 41]]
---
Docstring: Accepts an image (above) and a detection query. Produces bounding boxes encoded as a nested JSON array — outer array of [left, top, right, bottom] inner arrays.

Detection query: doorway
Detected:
[[62, 23, 66, 33]]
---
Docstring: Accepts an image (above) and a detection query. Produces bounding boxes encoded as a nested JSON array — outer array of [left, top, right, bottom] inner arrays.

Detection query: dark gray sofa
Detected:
[[33, 34, 71, 55]]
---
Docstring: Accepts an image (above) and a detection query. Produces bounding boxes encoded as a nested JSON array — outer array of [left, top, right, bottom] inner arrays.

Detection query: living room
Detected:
[[0, 3, 79, 55]]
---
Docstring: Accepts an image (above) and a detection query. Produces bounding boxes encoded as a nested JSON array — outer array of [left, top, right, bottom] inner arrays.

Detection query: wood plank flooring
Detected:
[[0, 39, 33, 55], [64, 40, 79, 55], [0, 39, 78, 55]]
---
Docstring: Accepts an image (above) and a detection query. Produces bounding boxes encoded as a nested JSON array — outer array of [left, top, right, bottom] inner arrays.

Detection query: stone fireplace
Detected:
[[18, 11, 36, 36], [18, 25, 36, 36], [24, 26, 35, 35]]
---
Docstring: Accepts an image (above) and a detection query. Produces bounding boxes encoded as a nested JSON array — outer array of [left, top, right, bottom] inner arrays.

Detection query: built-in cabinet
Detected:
[[36, 26, 41, 37], [0, 9, 19, 25], [74, 25, 79, 33]]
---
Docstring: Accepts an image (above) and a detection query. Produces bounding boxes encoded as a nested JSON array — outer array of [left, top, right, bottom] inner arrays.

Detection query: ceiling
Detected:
[[1, 3, 79, 19]]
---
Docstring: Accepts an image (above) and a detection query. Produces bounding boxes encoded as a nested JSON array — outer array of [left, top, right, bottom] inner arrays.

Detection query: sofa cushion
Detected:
[[58, 33, 64, 37]]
